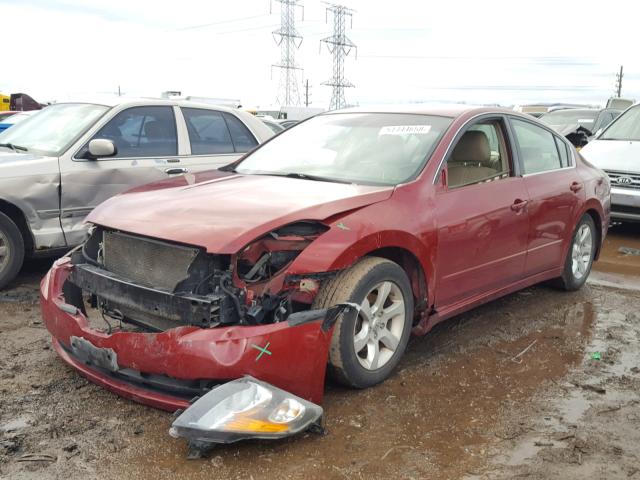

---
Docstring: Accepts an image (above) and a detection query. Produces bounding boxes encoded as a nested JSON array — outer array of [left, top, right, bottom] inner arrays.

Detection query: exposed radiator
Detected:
[[103, 231, 199, 292]]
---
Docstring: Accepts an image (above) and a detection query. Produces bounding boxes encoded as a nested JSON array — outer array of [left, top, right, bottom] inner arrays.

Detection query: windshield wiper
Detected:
[[0, 143, 28, 152], [263, 172, 352, 184]]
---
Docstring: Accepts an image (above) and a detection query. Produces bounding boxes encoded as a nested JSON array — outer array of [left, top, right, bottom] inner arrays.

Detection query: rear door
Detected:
[[59, 105, 180, 246], [435, 116, 530, 307], [509, 117, 585, 275], [176, 107, 259, 173]]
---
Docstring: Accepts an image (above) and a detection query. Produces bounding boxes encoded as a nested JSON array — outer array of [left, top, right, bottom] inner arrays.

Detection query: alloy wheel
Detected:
[[353, 281, 406, 370], [571, 223, 593, 280]]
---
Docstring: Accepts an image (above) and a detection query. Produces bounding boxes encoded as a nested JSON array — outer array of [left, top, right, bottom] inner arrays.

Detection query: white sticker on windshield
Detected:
[[578, 119, 595, 123], [379, 125, 432, 135]]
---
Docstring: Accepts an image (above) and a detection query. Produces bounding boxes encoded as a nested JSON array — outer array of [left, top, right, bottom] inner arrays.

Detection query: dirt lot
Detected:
[[1, 223, 640, 480]]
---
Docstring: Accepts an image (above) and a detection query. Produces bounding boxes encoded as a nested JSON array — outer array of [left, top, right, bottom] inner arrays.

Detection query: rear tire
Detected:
[[553, 214, 596, 291], [0, 212, 24, 290], [312, 257, 414, 388]]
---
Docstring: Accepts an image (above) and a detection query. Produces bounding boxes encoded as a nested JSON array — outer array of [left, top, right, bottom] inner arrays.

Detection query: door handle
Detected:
[[510, 199, 528, 212], [165, 167, 188, 175], [570, 181, 582, 193]]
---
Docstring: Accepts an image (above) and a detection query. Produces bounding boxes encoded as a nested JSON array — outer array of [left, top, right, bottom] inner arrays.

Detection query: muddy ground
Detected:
[[1, 223, 640, 479]]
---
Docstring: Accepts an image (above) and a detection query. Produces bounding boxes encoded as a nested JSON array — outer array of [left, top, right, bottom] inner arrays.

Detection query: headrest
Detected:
[[451, 130, 490, 164]]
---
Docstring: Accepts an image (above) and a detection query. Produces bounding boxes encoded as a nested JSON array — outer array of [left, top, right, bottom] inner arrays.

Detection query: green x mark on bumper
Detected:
[[251, 342, 272, 362]]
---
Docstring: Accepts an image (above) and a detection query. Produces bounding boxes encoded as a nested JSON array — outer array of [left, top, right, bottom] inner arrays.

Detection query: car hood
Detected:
[[580, 139, 640, 174], [546, 123, 593, 137], [88, 171, 394, 253], [0, 150, 59, 176]]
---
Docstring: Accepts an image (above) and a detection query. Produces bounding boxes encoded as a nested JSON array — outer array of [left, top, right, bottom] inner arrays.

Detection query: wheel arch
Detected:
[[363, 247, 428, 323], [0, 199, 34, 255], [583, 207, 603, 260]]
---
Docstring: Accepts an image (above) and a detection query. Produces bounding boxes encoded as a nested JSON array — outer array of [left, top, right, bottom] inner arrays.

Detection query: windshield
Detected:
[[0, 103, 109, 155], [539, 110, 598, 129], [2, 113, 30, 125], [599, 105, 640, 141], [235, 113, 453, 185]]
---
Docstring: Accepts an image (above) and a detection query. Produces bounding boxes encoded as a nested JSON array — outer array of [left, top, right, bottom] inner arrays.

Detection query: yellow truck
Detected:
[[0, 94, 10, 111]]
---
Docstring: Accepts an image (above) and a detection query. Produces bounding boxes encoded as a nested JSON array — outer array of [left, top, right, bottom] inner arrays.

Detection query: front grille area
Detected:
[[605, 170, 640, 190], [103, 231, 199, 292]]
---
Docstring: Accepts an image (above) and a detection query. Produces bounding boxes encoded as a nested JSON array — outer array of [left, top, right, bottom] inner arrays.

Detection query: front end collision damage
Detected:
[[40, 217, 362, 447], [40, 192, 422, 447], [42, 254, 356, 405]]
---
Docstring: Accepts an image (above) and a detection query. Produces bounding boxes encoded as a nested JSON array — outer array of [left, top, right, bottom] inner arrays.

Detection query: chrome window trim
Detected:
[[521, 164, 577, 178]]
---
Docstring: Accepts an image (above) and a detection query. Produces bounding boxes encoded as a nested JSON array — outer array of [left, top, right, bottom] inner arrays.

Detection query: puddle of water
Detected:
[[594, 224, 640, 277]]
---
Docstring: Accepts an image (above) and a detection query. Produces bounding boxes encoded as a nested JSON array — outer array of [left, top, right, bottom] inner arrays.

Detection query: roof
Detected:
[[326, 103, 513, 118], [542, 108, 601, 114], [48, 95, 243, 114]]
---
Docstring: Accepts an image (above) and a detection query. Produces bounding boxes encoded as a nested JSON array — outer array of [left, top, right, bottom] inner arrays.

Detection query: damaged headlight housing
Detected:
[[169, 377, 323, 444], [237, 221, 329, 283]]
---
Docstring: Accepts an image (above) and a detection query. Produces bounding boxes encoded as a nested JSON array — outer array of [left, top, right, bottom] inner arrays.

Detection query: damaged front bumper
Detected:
[[40, 257, 337, 411]]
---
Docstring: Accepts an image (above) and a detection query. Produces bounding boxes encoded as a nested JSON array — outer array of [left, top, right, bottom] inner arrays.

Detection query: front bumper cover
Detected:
[[41, 257, 337, 410]]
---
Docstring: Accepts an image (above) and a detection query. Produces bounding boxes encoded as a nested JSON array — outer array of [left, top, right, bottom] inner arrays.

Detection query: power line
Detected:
[[271, 0, 304, 106], [320, 3, 356, 111], [174, 14, 270, 31]]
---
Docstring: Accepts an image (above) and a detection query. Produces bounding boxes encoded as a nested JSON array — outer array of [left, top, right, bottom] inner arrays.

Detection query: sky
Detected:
[[2, 0, 640, 109]]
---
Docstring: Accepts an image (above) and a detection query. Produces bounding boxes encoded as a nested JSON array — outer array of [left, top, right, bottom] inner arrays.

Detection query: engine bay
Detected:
[[66, 223, 332, 332]]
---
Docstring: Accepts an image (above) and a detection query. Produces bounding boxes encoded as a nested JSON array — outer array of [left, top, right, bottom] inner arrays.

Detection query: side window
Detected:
[[447, 120, 510, 189], [182, 108, 234, 155], [512, 119, 561, 174], [554, 136, 570, 167], [223, 113, 258, 153], [91, 106, 177, 158]]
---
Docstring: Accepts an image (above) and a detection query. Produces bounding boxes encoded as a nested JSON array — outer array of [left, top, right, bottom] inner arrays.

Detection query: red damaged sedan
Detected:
[[41, 105, 610, 446]]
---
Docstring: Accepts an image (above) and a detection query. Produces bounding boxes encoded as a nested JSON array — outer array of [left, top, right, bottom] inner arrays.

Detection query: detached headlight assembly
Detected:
[[169, 377, 323, 446]]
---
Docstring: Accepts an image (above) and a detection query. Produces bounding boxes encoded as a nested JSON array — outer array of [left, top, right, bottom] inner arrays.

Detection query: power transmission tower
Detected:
[[271, 0, 304, 106], [320, 3, 356, 110], [615, 65, 624, 98]]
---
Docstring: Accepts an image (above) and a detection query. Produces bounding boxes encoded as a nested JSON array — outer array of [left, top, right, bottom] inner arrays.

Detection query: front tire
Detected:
[[312, 257, 414, 388], [0, 212, 25, 290], [554, 214, 596, 291]]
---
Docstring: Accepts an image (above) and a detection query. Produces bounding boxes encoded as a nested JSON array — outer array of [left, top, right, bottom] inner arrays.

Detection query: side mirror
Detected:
[[87, 139, 116, 159]]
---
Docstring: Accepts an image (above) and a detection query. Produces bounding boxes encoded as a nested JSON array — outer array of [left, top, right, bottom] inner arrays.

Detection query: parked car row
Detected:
[[539, 107, 621, 147]]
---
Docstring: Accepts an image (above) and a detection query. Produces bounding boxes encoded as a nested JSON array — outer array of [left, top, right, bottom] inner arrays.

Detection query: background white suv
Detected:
[[580, 103, 640, 222]]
